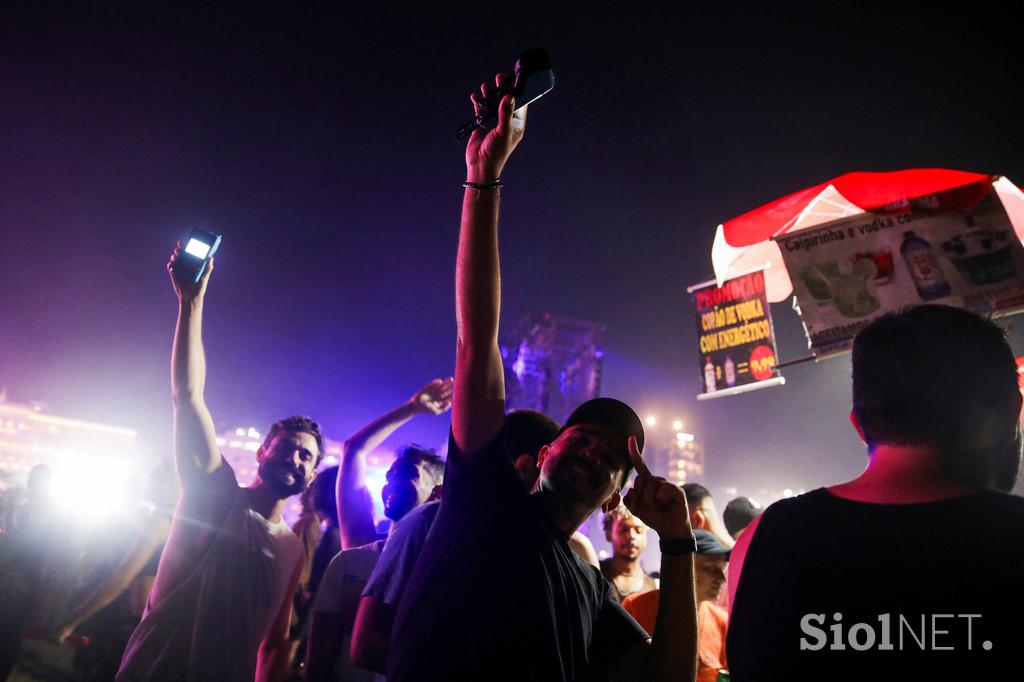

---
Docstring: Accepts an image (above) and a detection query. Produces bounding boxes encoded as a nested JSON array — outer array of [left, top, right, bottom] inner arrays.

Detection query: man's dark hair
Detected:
[[310, 465, 339, 522], [503, 409, 560, 462], [395, 444, 445, 484], [682, 483, 712, 509], [262, 415, 326, 464], [852, 305, 1020, 452], [602, 504, 634, 533], [723, 496, 761, 537]]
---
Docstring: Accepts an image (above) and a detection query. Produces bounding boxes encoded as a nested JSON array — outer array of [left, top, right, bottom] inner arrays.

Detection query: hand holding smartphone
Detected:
[[456, 48, 555, 141], [171, 228, 222, 284]]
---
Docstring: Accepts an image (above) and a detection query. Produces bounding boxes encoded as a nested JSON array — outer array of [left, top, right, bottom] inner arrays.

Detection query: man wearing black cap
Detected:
[[623, 531, 730, 682], [722, 496, 761, 541], [383, 75, 698, 682]]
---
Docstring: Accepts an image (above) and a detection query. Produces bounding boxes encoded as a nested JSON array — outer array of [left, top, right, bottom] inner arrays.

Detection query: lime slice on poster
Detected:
[[853, 257, 877, 279]]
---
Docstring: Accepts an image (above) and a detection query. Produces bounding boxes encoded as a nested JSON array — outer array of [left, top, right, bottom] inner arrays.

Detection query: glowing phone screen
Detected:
[[184, 238, 212, 259]]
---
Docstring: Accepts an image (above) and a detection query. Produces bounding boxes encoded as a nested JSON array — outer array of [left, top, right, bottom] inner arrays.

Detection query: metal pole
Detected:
[[774, 355, 819, 370]]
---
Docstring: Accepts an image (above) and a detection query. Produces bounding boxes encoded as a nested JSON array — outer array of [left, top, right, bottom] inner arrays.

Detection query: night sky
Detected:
[[2, 2, 1022, 498]]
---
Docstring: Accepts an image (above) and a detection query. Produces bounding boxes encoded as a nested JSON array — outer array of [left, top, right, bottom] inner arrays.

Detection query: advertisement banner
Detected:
[[690, 269, 782, 400], [776, 189, 1024, 355]]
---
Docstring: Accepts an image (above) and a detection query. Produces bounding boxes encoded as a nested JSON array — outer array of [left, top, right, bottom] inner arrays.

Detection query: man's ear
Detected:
[[513, 455, 537, 480], [430, 484, 443, 502], [535, 444, 550, 469], [692, 509, 708, 530], [849, 409, 867, 445], [601, 491, 621, 514], [256, 445, 266, 463]]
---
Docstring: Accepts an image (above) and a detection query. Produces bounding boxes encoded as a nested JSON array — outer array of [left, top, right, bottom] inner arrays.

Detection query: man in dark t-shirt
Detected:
[[350, 409, 600, 674], [386, 73, 700, 682], [390, 423, 651, 681], [728, 305, 1024, 680]]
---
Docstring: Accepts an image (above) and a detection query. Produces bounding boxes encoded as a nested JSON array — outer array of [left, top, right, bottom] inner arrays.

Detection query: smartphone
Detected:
[[172, 228, 222, 283], [456, 48, 555, 141]]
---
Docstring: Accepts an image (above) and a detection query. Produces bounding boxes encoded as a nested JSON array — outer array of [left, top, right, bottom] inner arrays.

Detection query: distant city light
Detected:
[[364, 470, 387, 519], [676, 432, 695, 442], [783, 488, 794, 497], [645, 416, 657, 426], [235, 428, 245, 436], [672, 420, 683, 431], [52, 456, 137, 525]]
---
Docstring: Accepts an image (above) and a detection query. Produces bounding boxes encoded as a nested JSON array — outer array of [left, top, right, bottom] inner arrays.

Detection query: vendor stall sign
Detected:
[[689, 269, 783, 400], [776, 190, 1024, 355]]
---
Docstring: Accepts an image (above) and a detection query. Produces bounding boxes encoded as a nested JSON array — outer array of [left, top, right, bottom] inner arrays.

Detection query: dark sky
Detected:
[[2, 2, 1022, 496]]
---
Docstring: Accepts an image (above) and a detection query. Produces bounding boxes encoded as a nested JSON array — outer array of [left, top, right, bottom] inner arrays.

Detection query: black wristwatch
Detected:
[[660, 536, 698, 555]]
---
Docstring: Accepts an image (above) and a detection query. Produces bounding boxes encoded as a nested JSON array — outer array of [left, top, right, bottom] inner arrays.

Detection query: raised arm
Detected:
[[453, 75, 527, 457], [612, 438, 698, 682], [337, 378, 452, 549], [167, 246, 222, 486]]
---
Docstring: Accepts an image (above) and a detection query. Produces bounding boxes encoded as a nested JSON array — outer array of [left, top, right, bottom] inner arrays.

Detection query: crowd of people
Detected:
[[2, 72, 1024, 681]]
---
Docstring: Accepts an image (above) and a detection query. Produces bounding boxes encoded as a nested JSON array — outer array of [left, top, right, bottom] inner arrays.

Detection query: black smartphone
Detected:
[[172, 228, 222, 283], [456, 48, 555, 141]]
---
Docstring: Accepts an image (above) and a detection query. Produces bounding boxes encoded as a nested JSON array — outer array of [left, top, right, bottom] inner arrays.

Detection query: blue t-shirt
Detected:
[[363, 500, 440, 606]]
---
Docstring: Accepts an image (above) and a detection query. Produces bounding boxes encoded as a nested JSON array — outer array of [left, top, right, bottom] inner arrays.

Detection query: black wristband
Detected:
[[463, 179, 503, 190], [660, 536, 698, 555]]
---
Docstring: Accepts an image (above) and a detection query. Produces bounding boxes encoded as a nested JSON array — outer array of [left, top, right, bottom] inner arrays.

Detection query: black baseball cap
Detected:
[[723, 496, 762, 538], [555, 398, 645, 473], [694, 529, 731, 558]]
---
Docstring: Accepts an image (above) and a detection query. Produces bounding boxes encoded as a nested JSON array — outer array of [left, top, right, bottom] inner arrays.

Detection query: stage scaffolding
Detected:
[[500, 314, 604, 425]]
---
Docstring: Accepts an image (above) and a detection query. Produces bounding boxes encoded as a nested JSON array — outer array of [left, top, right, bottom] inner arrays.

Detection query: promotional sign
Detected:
[[690, 269, 783, 400], [776, 189, 1024, 355]]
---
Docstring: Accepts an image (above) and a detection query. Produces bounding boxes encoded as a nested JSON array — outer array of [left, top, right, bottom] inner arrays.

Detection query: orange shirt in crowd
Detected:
[[621, 592, 728, 682]]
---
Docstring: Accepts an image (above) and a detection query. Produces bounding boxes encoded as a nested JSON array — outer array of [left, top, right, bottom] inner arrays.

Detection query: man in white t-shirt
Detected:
[[306, 540, 386, 682], [304, 443, 446, 681], [116, 246, 322, 682], [303, 384, 450, 682]]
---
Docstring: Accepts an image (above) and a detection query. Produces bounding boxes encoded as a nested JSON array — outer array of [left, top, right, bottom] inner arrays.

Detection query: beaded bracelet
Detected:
[[463, 179, 503, 190]]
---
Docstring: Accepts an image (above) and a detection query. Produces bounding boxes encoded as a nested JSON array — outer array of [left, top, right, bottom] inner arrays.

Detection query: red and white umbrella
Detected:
[[712, 169, 1024, 303]]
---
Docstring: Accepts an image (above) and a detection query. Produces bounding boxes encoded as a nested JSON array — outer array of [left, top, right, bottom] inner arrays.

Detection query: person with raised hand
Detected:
[[382, 73, 698, 682], [303, 379, 450, 681], [116, 244, 324, 682], [336, 377, 452, 550]]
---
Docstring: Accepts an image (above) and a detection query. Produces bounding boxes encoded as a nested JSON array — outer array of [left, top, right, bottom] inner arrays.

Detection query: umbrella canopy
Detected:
[[712, 169, 1024, 302]]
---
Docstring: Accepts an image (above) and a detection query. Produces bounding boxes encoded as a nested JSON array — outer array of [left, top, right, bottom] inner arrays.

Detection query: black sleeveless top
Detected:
[[728, 488, 1024, 681]]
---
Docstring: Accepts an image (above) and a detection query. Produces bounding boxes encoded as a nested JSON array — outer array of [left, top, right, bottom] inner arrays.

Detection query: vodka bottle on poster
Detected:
[[724, 356, 736, 387], [704, 357, 717, 393], [900, 231, 951, 300]]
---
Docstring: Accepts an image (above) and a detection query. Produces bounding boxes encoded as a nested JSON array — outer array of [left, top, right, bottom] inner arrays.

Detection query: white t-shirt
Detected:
[[116, 467, 303, 681], [312, 540, 385, 682]]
